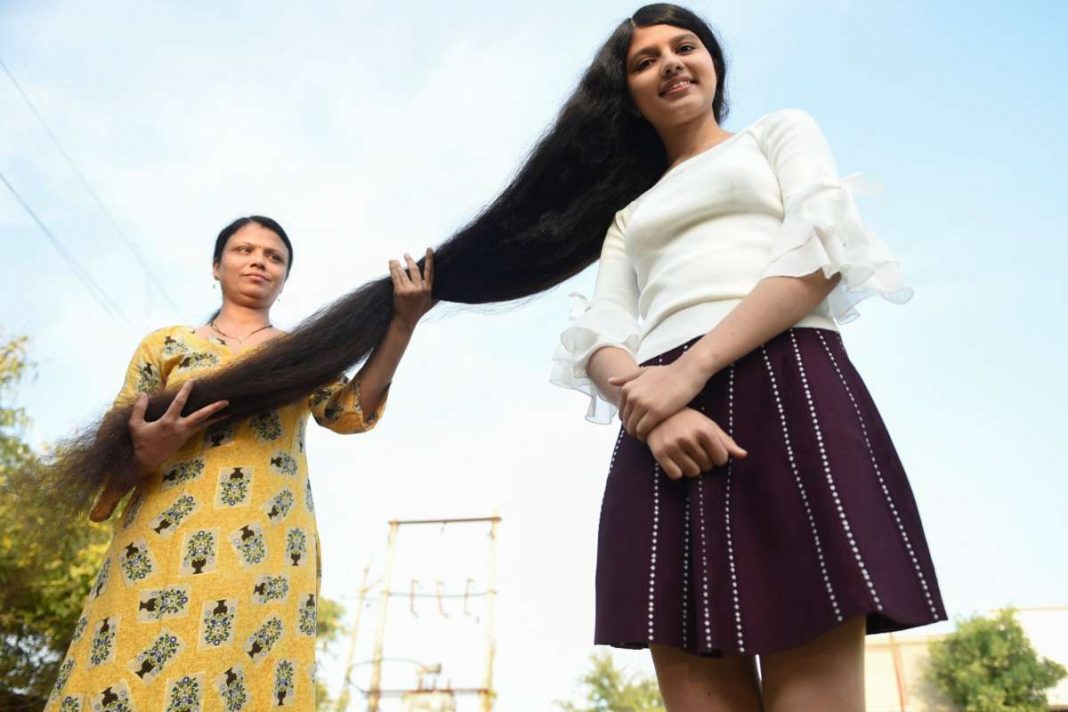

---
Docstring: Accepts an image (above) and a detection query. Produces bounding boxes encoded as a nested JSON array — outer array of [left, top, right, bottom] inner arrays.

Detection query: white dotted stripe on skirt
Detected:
[[724, 364, 745, 653], [815, 331, 940, 618], [646, 354, 666, 643], [647, 463, 661, 642], [789, 329, 883, 612], [761, 344, 843, 622], [682, 490, 691, 649]]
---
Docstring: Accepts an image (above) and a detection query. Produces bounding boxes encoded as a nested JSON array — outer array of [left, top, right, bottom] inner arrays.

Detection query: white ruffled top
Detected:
[[550, 108, 912, 423]]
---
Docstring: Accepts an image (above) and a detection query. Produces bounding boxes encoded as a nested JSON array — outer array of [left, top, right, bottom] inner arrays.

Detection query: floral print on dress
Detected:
[[304, 478, 315, 513], [128, 630, 183, 683], [177, 352, 220, 372], [149, 494, 197, 537], [214, 665, 249, 711], [88, 681, 134, 712], [164, 673, 203, 712], [53, 658, 75, 695], [228, 522, 267, 567], [285, 528, 307, 567], [273, 660, 296, 707], [137, 586, 191, 622], [215, 466, 252, 508], [245, 616, 283, 664], [161, 335, 190, 358], [119, 539, 156, 585], [88, 617, 119, 667], [58, 695, 82, 712], [71, 615, 89, 643], [203, 419, 235, 448], [269, 451, 297, 477], [298, 594, 316, 636], [135, 362, 161, 394], [88, 557, 111, 601], [199, 599, 237, 649], [250, 410, 282, 441], [161, 458, 205, 491], [120, 489, 146, 530], [181, 529, 217, 576], [252, 574, 289, 605], [263, 488, 295, 524]]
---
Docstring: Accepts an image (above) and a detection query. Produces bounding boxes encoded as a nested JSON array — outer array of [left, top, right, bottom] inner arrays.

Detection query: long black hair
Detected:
[[42, 4, 729, 517]]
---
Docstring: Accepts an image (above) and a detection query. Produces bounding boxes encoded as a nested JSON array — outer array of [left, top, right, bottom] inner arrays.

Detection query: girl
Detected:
[[45, 217, 433, 710], [549, 5, 945, 710]]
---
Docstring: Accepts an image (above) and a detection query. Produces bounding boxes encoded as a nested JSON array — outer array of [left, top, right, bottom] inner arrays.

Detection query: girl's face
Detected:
[[213, 222, 289, 308], [625, 23, 718, 131]]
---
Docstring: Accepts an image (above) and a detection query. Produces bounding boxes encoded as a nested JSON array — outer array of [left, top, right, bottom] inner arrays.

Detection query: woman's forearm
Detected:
[[678, 271, 841, 380], [588, 345, 641, 407], [355, 317, 414, 412]]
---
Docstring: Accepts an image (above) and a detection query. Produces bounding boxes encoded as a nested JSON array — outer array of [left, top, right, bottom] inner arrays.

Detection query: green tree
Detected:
[[558, 651, 665, 712], [0, 335, 113, 707], [315, 596, 346, 710], [926, 608, 1066, 712]]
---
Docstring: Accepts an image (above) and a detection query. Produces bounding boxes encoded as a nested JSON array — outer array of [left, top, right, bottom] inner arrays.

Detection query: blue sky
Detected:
[[2, 0, 1065, 707]]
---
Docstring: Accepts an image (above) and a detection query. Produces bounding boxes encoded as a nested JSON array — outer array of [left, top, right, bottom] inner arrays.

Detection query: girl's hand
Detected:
[[646, 407, 747, 480], [611, 359, 709, 441], [389, 248, 435, 331], [89, 380, 228, 522]]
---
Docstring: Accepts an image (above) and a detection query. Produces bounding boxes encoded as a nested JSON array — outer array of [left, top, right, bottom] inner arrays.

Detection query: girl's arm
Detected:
[[615, 271, 839, 439]]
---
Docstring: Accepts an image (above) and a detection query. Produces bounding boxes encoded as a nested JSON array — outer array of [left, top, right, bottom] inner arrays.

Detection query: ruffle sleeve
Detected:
[[549, 208, 641, 423], [759, 109, 913, 322]]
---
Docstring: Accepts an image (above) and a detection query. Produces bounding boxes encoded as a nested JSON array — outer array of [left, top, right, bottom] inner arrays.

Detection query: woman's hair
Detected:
[[42, 4, 729, 517], [213, 215, 294, 275]]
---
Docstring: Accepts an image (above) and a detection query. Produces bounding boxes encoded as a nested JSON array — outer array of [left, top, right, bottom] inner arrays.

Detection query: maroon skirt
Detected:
[[594, 327, 946, 656]]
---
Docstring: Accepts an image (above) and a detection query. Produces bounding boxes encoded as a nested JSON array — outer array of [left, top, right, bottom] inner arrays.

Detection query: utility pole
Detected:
[[361, 515, 501, 712], [367, 521, 400, 712], [336, 565, 372, 712]]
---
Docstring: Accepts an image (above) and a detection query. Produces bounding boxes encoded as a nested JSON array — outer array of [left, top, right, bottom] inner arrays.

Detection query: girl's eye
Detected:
[[636, 58, 653, 71], [678, 43, 695, 53]]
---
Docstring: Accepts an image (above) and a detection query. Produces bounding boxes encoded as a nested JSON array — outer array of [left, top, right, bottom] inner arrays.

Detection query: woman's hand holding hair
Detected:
[[89, 380, 229, 522], [354, 247, 436, 416], [389, 248, 435, 331], [646, 407, 747, 480]]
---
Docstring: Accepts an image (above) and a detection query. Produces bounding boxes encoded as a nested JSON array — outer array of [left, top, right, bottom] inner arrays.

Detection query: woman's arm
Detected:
[[354, 250, 435, 413]]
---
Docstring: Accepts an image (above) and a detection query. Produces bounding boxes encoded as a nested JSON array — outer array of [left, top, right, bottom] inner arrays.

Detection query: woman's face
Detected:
[[625, 23, 718, 131], [212, 222, 289, 309]]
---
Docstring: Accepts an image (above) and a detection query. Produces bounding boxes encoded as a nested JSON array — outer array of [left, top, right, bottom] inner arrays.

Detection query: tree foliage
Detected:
[[0, 335, 113, 705], [926, 608, 1066, 712], [558, 651, 664, 712]]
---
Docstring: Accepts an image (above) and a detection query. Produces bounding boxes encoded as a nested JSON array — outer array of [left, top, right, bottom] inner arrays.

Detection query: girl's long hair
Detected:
[[43, 4, 729, 517]]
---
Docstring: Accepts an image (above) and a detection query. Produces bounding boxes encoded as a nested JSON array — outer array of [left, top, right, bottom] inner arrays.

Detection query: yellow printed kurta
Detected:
[[45, 326, 386, 712]]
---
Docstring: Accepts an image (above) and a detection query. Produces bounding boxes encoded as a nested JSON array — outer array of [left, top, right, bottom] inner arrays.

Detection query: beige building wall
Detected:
[[864, 607, 1068, 711]]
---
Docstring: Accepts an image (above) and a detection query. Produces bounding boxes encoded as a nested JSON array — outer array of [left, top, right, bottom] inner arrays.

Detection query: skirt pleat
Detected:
[[594, 327, 946, 656]]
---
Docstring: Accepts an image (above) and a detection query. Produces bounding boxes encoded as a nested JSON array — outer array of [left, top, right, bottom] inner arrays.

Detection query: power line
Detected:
[[1, 57, 182, 316], [0, 169, 128, 325]]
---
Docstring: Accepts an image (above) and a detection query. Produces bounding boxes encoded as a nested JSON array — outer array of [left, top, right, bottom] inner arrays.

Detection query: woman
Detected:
[[548, 6, 945, 710], [45, 216, 433, 711]]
